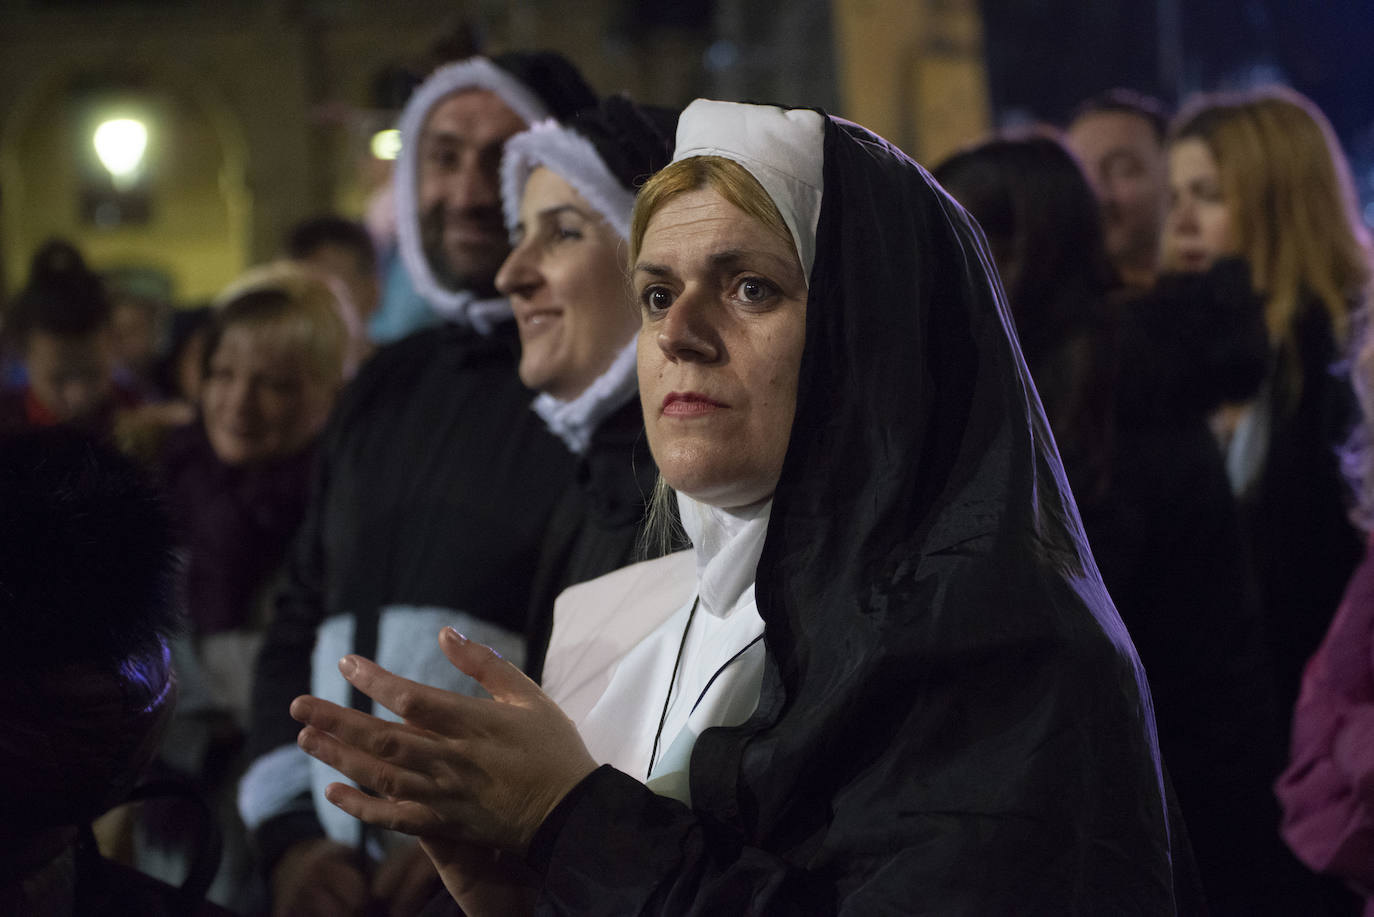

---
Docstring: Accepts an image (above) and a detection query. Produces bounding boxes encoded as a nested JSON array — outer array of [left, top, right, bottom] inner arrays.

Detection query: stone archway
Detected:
[[0, 55, 252, 302]]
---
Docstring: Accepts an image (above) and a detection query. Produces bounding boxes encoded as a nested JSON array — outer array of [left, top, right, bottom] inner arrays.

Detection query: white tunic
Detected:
[[543, 496, 772, 804]]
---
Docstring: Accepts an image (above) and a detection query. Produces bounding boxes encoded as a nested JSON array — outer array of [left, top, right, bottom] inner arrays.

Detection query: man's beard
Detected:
[[420, 203, 505, 298]]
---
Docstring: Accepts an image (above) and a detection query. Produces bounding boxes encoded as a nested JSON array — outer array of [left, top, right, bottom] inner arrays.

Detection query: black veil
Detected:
[[530, 111, 1198, 915], [693, 116, 1185, 910]]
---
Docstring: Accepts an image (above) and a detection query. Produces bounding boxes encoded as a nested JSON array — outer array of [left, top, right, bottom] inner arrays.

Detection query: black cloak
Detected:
[[519, 108, 1200, 914]]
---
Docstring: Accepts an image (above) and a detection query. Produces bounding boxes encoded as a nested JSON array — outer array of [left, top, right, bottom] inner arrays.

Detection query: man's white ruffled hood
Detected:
[[393, 58, 552, 333]]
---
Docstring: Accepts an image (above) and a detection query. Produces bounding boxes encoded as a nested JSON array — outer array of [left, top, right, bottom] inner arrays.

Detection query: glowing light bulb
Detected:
[[93, 118, 148, 182], [370, 129, 402, 161]]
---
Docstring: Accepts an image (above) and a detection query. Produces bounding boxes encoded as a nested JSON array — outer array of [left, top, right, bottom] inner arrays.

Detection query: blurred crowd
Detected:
[[4, 38, 1374, 917]]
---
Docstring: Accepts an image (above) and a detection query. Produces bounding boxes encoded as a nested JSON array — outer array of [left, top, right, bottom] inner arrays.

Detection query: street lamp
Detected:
[[93, 117, 148, 189], [370, 128, 401, 161]]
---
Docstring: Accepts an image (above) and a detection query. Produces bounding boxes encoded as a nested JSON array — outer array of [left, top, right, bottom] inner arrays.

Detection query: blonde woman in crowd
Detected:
[[150, 262, 353, 911], [1163, 87, 1373, 729], [165, 261, 352, 723]]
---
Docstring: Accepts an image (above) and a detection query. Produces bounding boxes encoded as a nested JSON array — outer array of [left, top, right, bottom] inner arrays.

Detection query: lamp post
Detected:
[[85, 114, 152, 227], [93, 117, 148, 190], [369, 128, 401, 161]]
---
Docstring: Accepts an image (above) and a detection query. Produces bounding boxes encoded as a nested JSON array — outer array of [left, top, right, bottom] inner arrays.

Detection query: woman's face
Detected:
[[1162, 138, 1235, 272], [496, 167, 637, 401], [201, 324, 335, 466], [634, 187, 807, 509]]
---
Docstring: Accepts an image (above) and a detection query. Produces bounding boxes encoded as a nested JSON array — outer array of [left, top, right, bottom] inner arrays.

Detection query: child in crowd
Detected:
[[0, 240, 138, 436]]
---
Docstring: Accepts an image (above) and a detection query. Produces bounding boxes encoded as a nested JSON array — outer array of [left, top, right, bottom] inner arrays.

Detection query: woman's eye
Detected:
[[735, 277, 775, 304], [554, 226, 583, 242], [641, 287, 673, 313]]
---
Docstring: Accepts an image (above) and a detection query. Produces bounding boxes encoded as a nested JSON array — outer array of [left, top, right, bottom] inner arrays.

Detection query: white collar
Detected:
[[420, 288, 511, 335], [677, 492, 772, 618], [532, 338, 639, 455]]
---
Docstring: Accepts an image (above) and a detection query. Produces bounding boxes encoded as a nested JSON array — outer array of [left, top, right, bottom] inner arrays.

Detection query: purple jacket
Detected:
[[161, 422, 315, 635], [1278, 535, 1374, 912]]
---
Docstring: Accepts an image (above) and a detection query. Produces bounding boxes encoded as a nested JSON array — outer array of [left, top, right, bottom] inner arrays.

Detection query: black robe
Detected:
[[1085, 263, 1309, 914], [1244, 302, 1363, 730], [520, 114, 1199, 913]]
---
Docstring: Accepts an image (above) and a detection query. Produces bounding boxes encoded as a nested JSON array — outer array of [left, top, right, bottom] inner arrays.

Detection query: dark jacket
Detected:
[[244, 320, 574, 866], [1077, 262, 1318, 914], [161, 422, 314, 635], [1245, 301, 1363, 723]]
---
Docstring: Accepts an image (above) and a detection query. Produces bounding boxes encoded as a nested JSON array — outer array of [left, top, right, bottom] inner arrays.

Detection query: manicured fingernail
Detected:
[[339, 656, 357, 677], [446, 627, 469, 644]]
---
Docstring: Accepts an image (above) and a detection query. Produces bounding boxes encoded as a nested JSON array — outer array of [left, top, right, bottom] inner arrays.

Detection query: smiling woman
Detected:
[[498, 168, 634, 402], [147, 262, 359, 911], [162, 261, 351, 695], [485, 97, 681, 684], [200, 269, 346, 468], [290, 99, 1200, 914]]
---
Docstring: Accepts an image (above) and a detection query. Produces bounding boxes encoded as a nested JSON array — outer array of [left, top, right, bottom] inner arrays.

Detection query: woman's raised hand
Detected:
[[289, 627, 598, 856]]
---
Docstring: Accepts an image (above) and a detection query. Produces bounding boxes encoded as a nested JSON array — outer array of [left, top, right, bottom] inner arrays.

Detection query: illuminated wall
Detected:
[[0, 4, 450, 303], [832, 0, 992, 165], [0, 1, 692, 304], [0, 0, 991, 301], [3, 75, 248, 303]]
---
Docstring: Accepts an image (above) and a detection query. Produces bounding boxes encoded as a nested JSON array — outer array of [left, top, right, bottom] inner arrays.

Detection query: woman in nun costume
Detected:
[[290, 99, 1201, 915]]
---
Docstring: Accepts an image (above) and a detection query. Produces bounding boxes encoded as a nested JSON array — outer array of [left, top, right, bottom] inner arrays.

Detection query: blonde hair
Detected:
[[209, 261, 351, 385], [630, 155, 794, 267], [1172, 88, 1371, 376], [630, 156, 795, 555]]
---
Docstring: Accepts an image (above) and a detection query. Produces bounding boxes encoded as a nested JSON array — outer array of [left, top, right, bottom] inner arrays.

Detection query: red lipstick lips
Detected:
[[662, 391, 725, 417]]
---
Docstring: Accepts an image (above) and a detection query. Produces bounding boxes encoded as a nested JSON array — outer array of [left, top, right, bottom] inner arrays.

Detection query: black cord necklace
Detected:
[[648, 595, 699, 781]]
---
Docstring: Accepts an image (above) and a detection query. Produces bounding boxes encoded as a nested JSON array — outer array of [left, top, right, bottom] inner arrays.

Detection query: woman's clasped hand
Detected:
[[290, 626, 597, 856]]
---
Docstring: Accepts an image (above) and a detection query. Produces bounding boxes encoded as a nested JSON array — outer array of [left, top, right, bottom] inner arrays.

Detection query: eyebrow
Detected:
[[535, 203, 591, 222], [1101, 149, 1144, 167], [422, 131, 462, 147], [421, 131, 504, 154], [634, 248, 799, 279], [514, 204, 595, 238], [707, 249, 784, 271]]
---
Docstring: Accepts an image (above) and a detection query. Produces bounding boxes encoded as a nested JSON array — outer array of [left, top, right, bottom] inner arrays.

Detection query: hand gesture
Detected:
[[290, 627, 598, 857]]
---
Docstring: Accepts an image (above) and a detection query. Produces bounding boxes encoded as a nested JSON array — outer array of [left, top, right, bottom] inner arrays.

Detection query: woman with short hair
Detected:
[[153, 262, 355, 912], [166, 261, 352, 702]]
